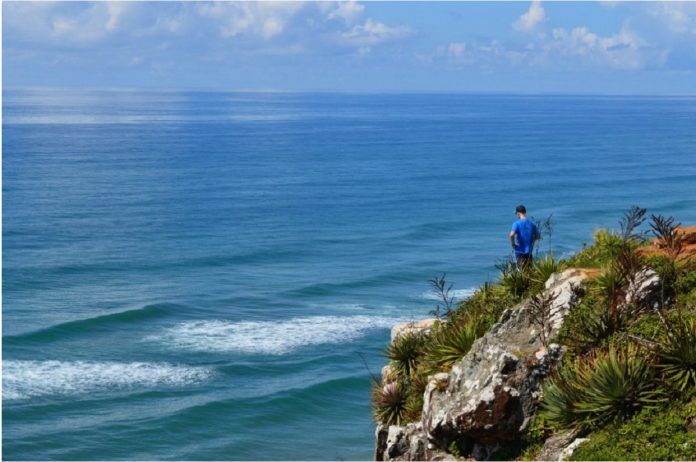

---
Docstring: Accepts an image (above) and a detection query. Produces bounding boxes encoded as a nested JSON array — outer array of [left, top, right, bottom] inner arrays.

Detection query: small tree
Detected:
[[528, 290, 560, 348], [429, 273, 455, 319], [532, 213, 555, 256]]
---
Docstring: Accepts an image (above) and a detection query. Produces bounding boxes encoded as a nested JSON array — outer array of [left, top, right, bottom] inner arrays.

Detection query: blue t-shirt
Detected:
[[511, 219, 539, 255]]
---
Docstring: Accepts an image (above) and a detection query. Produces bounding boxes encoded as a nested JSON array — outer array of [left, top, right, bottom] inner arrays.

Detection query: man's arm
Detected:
[[509, 230, 516, 249]]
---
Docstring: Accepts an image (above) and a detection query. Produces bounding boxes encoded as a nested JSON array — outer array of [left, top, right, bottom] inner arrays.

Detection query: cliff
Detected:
[[372, 216, 696, 461]]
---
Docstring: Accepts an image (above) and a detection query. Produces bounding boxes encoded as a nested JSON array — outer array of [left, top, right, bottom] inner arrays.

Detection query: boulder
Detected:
[[560, 438, 589, 460], [391, 318, 439, 342], [422, 269, 590, 458], [375, 424, 427, 461], [375, 424, 389, 461], [625, 269, 661, 310], [537, 430, 581, 461]]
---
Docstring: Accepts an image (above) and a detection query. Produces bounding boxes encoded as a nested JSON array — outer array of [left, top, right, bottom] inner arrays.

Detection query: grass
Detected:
[[568, 401, 696, 461]]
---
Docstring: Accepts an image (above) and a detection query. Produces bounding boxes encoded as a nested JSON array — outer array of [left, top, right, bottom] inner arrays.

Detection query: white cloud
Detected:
[[447, 42, 466, 57], [435, 20, 666, 72], [514, 1, 546, 32], [328, 1, 365, 23], [647, 3, 696, 34], [547, 25, 664, 70], [340, 18, 413, 47], [5, 1, 411, 57]]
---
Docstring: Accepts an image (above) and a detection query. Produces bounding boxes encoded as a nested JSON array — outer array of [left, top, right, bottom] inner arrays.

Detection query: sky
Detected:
[[4, 1, 696, 94]]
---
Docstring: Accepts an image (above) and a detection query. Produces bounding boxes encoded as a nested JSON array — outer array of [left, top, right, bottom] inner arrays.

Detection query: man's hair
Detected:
[[516, 205, 526, 214]]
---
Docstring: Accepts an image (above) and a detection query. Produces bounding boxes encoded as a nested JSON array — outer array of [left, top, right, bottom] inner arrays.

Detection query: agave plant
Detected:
[[496, 258, 531, 298], [541, 344, 664, 430], [385, 331, 428, 379], [371, 380, 408, 426], [657, 317, 696, 394], [423, 316, 486, 372], [529, 255, 559, 295]]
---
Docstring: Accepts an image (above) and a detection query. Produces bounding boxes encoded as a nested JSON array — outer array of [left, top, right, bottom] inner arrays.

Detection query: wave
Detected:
[[148, 314, 410, 355], [4, 304, 178, 345], [286, 271, 421, 297], [3, 360, 212, 401], [421, 287, 477, 301]]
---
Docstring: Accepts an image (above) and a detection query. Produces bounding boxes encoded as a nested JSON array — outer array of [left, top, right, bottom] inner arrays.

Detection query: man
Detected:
[[509, 205, 540, 269]]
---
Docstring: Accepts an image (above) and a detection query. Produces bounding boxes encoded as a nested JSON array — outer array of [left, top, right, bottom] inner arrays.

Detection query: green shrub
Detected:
[[569, 401, 696, 461], [452, 282, 516, 326], [566, 229, 627, 268], [554, 291, 615, 355], [385, 331, 429, 379], [519, 414, 552, 461], [541, 344, 664, 430], [529, 255, 559, 295], [676, 270, 696, 309], [403, 371, 429, 423], [423, 316, 487, 373], [371, 380, 408, 426], [657, 316, 696, 395], [497, 259, 532, 299]]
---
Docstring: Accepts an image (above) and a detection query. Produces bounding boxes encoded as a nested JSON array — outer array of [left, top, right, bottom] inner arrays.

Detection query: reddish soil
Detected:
[[640, 225, 696, 259]]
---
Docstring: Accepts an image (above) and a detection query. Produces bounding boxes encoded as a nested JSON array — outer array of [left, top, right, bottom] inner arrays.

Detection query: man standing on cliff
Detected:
[[510, 205, 540, 269]]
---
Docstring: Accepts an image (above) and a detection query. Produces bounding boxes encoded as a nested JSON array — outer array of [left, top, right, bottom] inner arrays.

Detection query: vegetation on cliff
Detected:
[[372, 207, 696, 461]]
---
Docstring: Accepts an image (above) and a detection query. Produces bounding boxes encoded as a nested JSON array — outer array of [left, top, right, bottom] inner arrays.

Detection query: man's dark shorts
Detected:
[[516, 252, 532, 269]]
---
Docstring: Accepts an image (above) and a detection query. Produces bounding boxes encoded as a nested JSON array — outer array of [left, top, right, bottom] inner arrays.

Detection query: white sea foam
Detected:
[[149, 315, 407, 355], [2, 360, 212, 401], [421, 287, 477, 301]]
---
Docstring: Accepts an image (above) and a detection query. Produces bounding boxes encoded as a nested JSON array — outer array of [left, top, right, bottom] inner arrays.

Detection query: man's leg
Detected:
[[516, 252, 532, 270]]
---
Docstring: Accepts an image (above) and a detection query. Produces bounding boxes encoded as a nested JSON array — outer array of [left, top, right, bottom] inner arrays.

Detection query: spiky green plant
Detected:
[[385, 331, 428, 379], [371, 380, 408, 426], [529, 255, 559, 295], [423, 316, 486, 372], [657, 317, 696, 395], [541, 344, 664, 430], [497, 259, 531, 298]]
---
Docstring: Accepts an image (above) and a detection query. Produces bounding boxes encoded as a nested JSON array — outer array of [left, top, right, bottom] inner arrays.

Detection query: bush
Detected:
[[401, 370, 430, 423], [529, 255, 559, 296], [541, 344, 664, 430], [676, 270, 696, 309], [452, 282, 516, 326], [371, 380, 408, 426], [569, 401, 696, 461], [497, 258, 532, 299], [423, 315, 487, 373], [657, 316, 696, 395], [385, 331, 429, 379], [566, 229, 627, 268], [554, 290, 615, 355]]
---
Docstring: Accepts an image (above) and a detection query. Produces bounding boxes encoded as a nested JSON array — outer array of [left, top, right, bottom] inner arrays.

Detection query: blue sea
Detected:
[[3, 89, 696, 460]]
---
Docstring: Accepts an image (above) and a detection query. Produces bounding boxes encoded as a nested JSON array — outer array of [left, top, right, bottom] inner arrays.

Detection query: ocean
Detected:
[[3, 88, 696, 460]]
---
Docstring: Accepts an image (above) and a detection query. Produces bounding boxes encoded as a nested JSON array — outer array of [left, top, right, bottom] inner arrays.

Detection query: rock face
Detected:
[[422, 269, 589, 459], [379, 423, 426, 460], [375, 269, 593, 461], [391, 318, 439, 342]]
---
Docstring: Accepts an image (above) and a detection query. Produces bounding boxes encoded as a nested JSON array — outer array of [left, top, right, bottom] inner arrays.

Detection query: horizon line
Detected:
[[4, 85, 696, 98]]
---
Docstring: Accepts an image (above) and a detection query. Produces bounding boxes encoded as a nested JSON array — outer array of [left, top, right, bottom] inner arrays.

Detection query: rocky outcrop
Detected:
[[376, 268, 594, 461], [391, 318, 439, 342], [375, 423, 426, 461], [422, 269, 589, 459], [625, 268, 662, 311]]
